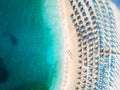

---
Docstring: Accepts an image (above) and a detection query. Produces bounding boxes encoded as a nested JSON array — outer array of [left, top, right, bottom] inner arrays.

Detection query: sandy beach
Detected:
[[58, 0, 79, 90], [58, 0, 120, 90], [110, 2, 120, 90]]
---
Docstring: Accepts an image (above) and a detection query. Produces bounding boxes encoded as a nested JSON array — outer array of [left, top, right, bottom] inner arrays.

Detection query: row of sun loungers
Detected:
[[68, 0, 117, 90]]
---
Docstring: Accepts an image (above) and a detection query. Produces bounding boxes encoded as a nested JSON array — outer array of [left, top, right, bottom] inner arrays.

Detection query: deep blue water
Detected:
[[112, 0, 120, 8], [0, 0, 62, 90]]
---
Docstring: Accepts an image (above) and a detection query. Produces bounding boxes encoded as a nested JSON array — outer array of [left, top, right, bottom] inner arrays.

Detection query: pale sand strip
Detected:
[[110, 2, 120, 90], [58, 0, 79, 90]]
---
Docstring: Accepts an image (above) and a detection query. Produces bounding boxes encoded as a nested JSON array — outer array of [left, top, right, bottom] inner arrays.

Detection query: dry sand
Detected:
[[58, 0, 79, 90], [110, 1, 120, 90], [57, 0, 120, 90]]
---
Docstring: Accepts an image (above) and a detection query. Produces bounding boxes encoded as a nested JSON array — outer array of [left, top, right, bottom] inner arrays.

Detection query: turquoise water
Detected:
[[0, 0, 62, 90]]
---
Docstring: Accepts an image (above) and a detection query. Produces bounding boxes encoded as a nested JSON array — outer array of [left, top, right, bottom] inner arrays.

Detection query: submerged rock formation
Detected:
[[0, 57, 9, 84]]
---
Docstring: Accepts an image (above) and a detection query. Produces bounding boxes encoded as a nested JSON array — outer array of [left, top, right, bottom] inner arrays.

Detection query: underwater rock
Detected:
[[0, 57, 9, 84], [9, 35, 18, 46]]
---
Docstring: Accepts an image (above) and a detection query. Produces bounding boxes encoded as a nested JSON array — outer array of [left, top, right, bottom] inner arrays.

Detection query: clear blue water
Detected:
[[0, 0, 62, 90], [112, 0, 120, 8]]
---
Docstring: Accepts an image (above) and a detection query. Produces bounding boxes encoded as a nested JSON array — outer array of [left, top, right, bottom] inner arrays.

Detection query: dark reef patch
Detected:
[[9, 34, 19, 46], [0, 57, 9, 84]]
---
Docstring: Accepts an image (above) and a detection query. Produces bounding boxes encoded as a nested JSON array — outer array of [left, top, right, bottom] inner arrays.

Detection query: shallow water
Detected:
[[0, 0, 62, 90]]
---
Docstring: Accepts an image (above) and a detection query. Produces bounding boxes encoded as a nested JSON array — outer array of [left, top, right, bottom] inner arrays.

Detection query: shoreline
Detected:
[[58, 0, 79, 90]]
